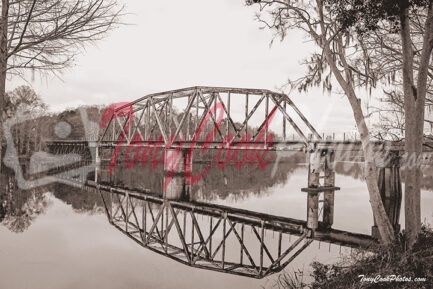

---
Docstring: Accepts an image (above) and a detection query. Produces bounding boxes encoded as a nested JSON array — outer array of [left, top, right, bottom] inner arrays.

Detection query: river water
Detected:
[[1, 154, 432, 289]]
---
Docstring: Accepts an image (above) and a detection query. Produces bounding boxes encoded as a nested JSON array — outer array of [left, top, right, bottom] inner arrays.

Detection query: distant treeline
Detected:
[[1, 85, 105, 158]]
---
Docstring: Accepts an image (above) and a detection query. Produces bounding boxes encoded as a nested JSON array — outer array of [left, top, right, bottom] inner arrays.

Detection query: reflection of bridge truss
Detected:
[[100, 86, 321, 148], [41, 86, 405, 279], [97, 184, 375, 279]]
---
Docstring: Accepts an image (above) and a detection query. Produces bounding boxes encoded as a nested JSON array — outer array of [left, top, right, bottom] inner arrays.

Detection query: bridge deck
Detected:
[[46, 139, 433, 152]]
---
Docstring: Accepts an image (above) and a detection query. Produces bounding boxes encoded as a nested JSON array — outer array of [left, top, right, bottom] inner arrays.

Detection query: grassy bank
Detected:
[[272, 225, 433, 289]]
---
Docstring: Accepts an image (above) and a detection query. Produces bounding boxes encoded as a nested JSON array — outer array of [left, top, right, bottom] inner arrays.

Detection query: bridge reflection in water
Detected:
[[93, 183, 375, 279], [42, 86, 410, 279]]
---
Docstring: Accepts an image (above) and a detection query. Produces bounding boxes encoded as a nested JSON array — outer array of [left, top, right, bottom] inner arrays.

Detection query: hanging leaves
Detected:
[[324, 0, 431, 34]]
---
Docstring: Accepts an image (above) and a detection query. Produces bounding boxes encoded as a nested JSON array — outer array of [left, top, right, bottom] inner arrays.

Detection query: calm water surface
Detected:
[[1, 158, 432, 289]]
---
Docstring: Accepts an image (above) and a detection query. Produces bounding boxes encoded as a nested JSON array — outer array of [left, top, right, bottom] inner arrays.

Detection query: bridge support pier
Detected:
[[163, 148, 192, 201], [372, 151, 402, 238], [303, 150, 339, 232], [323, 151, 335, 228], [306, 192, 319, 230], [88, 141, 100, 183]]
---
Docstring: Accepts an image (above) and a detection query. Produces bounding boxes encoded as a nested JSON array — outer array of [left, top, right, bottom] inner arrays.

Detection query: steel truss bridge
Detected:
[[93, 183, 375, 279], [98, 86, 321, 148], [43, 86, 430, 278], [92, 86, 432, 152]]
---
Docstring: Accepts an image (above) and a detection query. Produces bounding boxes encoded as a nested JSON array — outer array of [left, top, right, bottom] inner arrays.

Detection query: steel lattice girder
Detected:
[[96, 185, 376, 279], [99, 86, 322, 149]]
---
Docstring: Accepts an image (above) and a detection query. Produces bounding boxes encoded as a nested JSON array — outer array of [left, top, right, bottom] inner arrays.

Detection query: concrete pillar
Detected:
[[307, 192, 319, 230], [304, 149, 338, 231], [94, 146, 100, 183], [323, 151, 335, 228], [88, 141, 100, 184], [307, 150, 322, 188], [163, 149, 193, 200], [305, 150, 324, 230], [372, 151, 402, 238]]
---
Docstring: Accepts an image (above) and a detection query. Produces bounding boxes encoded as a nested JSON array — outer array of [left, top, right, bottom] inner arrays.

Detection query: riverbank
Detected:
[[274, 225, 433, 289]]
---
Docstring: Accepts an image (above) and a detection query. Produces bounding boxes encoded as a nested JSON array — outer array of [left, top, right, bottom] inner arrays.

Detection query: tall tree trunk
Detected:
[[400, 4, 433, 247], [333, 76, 395, 246], [317, 0, 395, 245], [343, 85, 395, 246], [0, 0, 9, 172], [400, 8, 419, 248]]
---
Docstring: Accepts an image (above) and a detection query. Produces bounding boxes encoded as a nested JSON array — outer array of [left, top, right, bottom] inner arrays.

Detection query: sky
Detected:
[[6, 0, 359, 134]]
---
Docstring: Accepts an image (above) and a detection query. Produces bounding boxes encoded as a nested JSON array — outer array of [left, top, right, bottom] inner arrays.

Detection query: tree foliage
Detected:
[[4, 0, 124, 76], [325, 0, 431, 33], [0, 0, 124, 171], [246, 0, 433, 247]]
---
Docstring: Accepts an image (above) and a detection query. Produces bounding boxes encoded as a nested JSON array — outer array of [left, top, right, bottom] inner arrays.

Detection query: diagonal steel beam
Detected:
[[151, 97, 168, 144], [172, 91, 197, 141], [129, 107, 146, 142], [227, 219, 257, 271], [215, 92, 239, 137], [193, 218, 222, 263], [251, 225, 275, 264], [280, 239, 313, 269], [284, 95, 321, 140], [210, 221, 236, 260], [146, 203, 166, 243], [147, 202, 164, 241], [190, 212, 211, 259], [167, 203, 191, 263], [114, 193, 126, 221], [231, 94, 265, 142], [164, 207, 179, 241], [99, 189, 112, 222], [195, 90, 224, 141], [263, 230, 308, 276], [270, 94, 309, 146], [128, 197, 143, 239]]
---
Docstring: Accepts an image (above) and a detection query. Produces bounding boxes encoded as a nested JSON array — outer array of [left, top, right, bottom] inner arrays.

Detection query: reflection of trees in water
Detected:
[[100, 150, 307, 202], [334, 161, 433, 192], [51, 184, 105, 215], [401, 166, 433, 191], [416, 166, 433, 192], [99, 161, 165, 193], [9, 149, 433, 234], [0, 172, 51, 233], [191, 151, 305, 202], [192, 158, 299, 202], [0, 172, 105, 233], [334, 162, 365, 181]]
